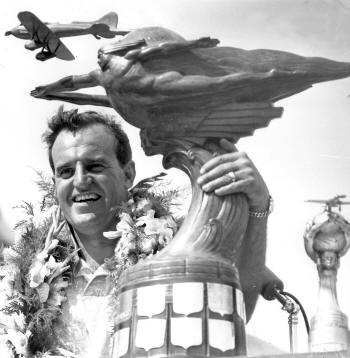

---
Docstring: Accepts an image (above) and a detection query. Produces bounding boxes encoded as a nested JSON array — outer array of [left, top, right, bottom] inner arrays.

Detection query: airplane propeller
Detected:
[[305, 195, 350, 212]]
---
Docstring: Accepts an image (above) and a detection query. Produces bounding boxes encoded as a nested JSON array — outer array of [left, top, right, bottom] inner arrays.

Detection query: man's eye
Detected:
[[58, 168, 74, 179], [88, 164, 105, 173]]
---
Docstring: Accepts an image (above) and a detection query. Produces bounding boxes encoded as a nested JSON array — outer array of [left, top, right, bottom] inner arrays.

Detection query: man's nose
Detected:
[[73, 164, 92, 189]]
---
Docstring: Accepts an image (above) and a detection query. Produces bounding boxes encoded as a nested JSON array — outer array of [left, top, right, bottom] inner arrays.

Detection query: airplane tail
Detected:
[[95, 12, 118, 29], [90, 13, 129, 38], [73, 12, 128, 38], [73, 12, 118, 27]]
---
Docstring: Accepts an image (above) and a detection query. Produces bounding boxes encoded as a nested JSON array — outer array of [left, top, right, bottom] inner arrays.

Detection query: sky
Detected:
[[1, 0, 350, 353]]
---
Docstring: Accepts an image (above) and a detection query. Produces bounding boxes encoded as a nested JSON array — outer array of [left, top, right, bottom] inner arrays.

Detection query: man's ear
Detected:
[[123, 160, 136, 189]]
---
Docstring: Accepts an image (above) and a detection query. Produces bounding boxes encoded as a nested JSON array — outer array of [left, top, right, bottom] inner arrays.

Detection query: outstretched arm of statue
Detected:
[[33, 92, 112, 108], [30, 70, 101, 98], [198, 139, 269, 321]]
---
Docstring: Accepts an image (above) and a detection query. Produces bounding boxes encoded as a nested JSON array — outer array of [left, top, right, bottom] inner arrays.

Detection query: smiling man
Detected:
[[49, 116, 135, 265], [37, 106, 272, 357]]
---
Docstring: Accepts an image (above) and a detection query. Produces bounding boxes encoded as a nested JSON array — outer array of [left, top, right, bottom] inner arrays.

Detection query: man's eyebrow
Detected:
[[55, 157, 109, 168], [55, 161, 71, 169], [85, 157, 109, 164], [54, 163, 72, 173]]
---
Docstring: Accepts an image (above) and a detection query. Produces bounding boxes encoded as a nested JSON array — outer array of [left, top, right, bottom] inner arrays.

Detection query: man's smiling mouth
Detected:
[[73, 193, 101, 203]]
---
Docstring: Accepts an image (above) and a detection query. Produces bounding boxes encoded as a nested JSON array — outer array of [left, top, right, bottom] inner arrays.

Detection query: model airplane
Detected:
[[306, 195, 350, 212], [5, 11, 129, 61]]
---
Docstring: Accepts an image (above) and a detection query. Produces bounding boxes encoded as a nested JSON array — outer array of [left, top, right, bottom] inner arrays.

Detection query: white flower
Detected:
[[36, 282, 50, 303], [103, 212, 134, 240], [6, 328, 31, 356], [140, 237, 157, 254], [0, 264, 21, 297], [135, 198, 153, 213], [29, 255, 56, 288], [136, 210, 176, 243], [29, 238, 59, 287], [1, 312, 27, 333], [0, 335, 15, 358], [117, 213, 134, 231], [103, 231, 121, 240], [2, 314, 31, 355], [32, 205, 60, 228]]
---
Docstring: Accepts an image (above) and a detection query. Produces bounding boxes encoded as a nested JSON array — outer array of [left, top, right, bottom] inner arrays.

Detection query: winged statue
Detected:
[[31, 26, 350, 153]]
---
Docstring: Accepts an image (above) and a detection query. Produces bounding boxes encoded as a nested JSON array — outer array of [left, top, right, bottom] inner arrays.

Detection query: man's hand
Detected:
[[197, 139, 269, 211]]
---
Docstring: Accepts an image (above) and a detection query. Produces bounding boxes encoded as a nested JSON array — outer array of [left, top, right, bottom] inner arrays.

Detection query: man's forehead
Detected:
[[51, 125, 118, 163]]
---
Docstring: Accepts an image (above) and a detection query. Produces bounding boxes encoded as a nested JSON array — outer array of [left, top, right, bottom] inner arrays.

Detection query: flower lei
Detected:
[[0, 172, 182, 358], [103, 173, 181, 281], [0, 204, 77, 358]]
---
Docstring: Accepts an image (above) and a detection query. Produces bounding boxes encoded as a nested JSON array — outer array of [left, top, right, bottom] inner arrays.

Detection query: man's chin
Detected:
[[70, 213, 100, 231]]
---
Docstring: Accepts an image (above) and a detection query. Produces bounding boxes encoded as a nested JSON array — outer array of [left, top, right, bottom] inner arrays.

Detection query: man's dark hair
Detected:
[[42, 106, 132, 171]]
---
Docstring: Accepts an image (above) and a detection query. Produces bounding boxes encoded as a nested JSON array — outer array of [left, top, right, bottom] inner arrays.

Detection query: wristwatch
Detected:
[[248, 195, 274, 218]]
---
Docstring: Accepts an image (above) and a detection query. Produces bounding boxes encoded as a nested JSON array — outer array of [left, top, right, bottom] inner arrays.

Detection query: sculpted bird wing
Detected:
[[142, 101, 284, 149]]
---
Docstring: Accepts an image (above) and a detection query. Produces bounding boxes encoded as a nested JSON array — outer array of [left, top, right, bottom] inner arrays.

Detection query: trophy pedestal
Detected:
[[112, 259, 246, 358]]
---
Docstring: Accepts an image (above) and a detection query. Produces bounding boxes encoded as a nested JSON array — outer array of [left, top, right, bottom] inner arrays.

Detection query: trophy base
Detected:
[[112, 258, 246, 358]]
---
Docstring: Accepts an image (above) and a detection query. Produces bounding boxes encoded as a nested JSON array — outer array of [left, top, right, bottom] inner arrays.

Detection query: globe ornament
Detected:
[[304, 205, 350, 352]]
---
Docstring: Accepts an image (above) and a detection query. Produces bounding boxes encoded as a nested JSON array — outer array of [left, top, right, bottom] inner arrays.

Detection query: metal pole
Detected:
[[288, 312, 299, 354]]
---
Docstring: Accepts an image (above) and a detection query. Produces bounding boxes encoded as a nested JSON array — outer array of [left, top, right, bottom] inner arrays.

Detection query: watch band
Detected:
[[248, 195, 273, 218]]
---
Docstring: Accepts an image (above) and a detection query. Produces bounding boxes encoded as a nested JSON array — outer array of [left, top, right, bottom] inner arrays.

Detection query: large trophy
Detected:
[[31, 26, 350, 357], [304, 196, 350, 353]]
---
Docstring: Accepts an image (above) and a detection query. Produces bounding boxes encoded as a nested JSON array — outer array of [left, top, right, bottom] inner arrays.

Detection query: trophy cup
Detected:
[[304, 196, 350, 352], [30, 26, 350, 357]]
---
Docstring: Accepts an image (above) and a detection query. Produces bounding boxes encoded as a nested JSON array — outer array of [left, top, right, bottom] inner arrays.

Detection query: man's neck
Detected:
[[74, 230, 117, 266]]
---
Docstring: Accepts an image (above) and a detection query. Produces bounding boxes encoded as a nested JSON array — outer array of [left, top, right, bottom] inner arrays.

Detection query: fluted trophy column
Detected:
[[304, 209, 350, 352]]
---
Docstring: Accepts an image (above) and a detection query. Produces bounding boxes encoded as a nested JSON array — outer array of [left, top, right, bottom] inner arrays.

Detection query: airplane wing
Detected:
[[18, 11, 74, 61], [305, 200, 327, 203], [47, 36, 75, 61]]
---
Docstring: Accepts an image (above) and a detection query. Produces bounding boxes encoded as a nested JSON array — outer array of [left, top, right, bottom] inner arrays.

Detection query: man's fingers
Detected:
[[214, 179, 250, 196], [199, 152, 241, 175], [202, 171, 241, 192], [198, 161, 241, 185]]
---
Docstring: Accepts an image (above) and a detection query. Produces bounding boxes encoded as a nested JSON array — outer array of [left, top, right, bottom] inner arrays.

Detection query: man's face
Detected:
[[51, 124, 135, 237]]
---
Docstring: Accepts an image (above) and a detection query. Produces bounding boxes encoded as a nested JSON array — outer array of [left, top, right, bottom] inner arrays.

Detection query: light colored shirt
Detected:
[[55, 235, 115, 358]]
